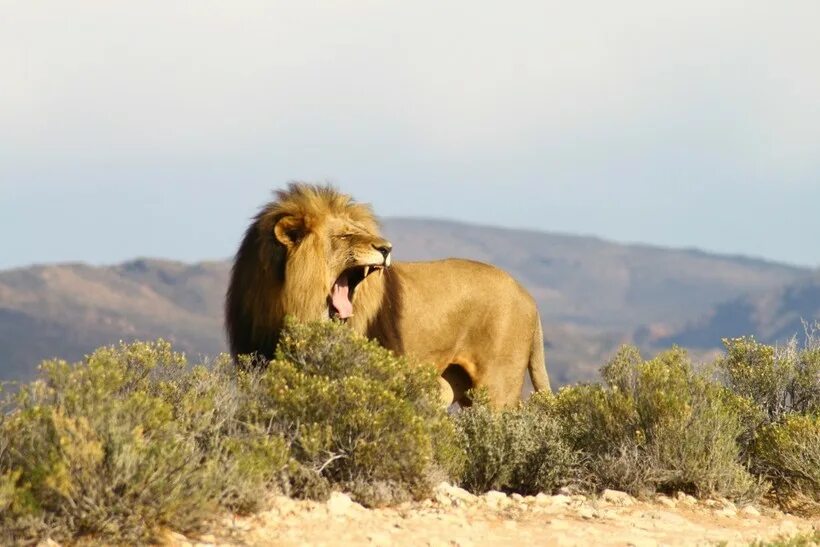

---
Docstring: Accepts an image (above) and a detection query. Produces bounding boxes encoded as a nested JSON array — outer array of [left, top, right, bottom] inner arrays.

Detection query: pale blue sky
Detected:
[[2, 1, 819, 269]]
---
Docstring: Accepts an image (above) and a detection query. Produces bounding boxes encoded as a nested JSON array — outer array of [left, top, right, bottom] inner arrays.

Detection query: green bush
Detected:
[[718, 332, 820, 422], [454, 391, 580, 495], [238, 319, 464, 506], [555, 346, 761, 500], [0, 341, 288, 545], [753, 413, 820, 512], [718, 330, 820, 508]]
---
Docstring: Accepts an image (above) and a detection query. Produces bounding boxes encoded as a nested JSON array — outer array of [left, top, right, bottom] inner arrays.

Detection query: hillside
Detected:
[[0, 219, 811, 384], [644, 272, 820, 350]]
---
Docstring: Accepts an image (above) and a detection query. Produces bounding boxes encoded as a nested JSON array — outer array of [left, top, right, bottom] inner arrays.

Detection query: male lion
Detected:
[[225, 183, 551, 406]]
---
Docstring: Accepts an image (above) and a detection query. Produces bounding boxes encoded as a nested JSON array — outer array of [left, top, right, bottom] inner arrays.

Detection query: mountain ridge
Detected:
[[1, 218, 814, 385]]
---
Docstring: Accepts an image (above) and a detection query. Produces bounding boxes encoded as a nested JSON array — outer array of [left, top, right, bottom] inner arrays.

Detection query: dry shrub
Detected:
[[0, 341, 287, 545], [454, 391, 581, 495], [555, 346, 762, 501]]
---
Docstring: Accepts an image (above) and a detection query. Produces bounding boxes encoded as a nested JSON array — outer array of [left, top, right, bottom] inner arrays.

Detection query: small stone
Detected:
[[571, 494, 588, 503], [714, 507, 737, 518], [483, 490, 509, 509], [601, 489, 635, 506], [327, 491, 354, 516], [655, 495, 676, 509], [434, 482, 478, 506], [577, 506, 597, 519], [534, 492, 552, 506], [557, 486, 575, 496], [548, 494, 572, 506], [36, 540, 62, 547], [162, 532, 189, 546], [198, 534, 216, 543], [510, 493, 524, 503], [675, 492, 697, 506], [741, 505, 761, 517]]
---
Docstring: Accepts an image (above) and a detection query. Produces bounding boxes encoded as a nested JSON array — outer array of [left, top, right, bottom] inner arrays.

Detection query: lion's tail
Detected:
[[528, 312, 551, 393]]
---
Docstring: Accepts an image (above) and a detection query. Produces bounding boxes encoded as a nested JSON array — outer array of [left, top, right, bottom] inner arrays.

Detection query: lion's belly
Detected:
[[388, 260, 538, 405]]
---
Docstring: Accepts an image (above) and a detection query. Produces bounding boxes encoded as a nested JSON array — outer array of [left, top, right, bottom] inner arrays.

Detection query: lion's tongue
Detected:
[[331, 272, 354, 319]]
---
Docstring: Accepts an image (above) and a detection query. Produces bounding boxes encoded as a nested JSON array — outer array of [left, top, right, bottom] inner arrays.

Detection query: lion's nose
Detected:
[[374, 242, 392, 260]]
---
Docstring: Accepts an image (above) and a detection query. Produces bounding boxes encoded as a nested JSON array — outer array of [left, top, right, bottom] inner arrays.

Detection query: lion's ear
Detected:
[[273, 215, 306, 248]]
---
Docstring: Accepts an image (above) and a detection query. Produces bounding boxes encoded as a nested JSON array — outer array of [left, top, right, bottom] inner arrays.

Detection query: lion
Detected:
[[225, 183, 551, 407]]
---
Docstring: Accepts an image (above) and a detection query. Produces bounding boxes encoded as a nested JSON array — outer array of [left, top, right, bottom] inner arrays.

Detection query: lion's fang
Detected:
[[364, 265, 371, 277]]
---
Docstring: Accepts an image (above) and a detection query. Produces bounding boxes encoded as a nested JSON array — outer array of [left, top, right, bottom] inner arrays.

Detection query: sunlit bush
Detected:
[[454, 391, 580, 494], [753, 413, 820, 512], [555, 346, 761, 500], [238, 319, 464, 506], [0, 341, 287, 545]]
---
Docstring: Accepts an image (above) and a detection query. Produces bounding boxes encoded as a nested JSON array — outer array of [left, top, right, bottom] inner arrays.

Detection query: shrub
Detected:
[[0, 341, 288, 545], [555, 346, 761, 500], [753, 413, 820, 512], [718, 329, 820, 508], [238, 319, 464, 506], [718, 331, 820, 422], [454, 391, 580, 495]]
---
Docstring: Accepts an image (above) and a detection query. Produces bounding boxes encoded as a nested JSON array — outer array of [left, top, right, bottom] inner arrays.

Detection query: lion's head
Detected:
[[226, 183, 393, 359]]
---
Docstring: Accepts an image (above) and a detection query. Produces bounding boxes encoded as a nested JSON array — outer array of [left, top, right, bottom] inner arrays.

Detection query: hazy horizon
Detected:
[[3, 2, 819, 269]]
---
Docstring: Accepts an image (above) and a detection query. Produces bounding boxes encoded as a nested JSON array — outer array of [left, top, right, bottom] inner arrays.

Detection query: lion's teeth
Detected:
[[364, 265, 370, 277]]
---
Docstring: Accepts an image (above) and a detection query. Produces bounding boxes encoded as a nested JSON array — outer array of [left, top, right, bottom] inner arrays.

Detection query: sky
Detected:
[[2, 1, 819, 270]]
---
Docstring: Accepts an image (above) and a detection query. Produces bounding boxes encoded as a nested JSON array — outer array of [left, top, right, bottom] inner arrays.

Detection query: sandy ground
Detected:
[[164, 485, 819, 547]]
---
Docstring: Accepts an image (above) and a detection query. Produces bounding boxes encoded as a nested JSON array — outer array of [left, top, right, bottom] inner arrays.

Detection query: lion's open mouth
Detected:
[[329, 265, 383, 319]]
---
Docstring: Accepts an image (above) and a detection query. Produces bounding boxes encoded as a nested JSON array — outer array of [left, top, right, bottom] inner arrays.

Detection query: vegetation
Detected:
[[240, 319, 464, 506], [717, 328, 820, 512], [1, 320, 818, 543], [0, 342, 287, 544], [453, 390, 579, 494]]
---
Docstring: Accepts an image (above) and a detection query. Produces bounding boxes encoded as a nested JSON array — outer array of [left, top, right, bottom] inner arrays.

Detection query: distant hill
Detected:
[[0, 219, 812, 386], [643, 272, 820, 351]]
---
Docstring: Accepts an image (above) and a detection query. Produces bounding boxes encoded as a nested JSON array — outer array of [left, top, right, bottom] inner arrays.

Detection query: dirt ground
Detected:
[[163, 484, 819, 547]]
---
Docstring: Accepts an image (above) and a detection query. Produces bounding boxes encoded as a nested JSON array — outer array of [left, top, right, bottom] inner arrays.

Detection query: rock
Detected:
[[482, 490, 509, 509], [161, 531, 190, 546], [534, 492, 552, 506], [577, 506, 597, 519], [601, 489, 635, 506], [510, 493, 524, 503], [741, 505, 761, 517], [434, 482, 478, 506], [656, 495, 676, 509], [675, 492, 698, 506], [327, 492, 354, 516], [714, 507, 737, 518], [198, 534, 216, 543], [549, 494, 572, 506]]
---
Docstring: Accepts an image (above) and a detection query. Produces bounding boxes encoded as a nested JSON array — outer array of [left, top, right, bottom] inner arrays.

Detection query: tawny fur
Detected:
[[225, 183, 551, 406]]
